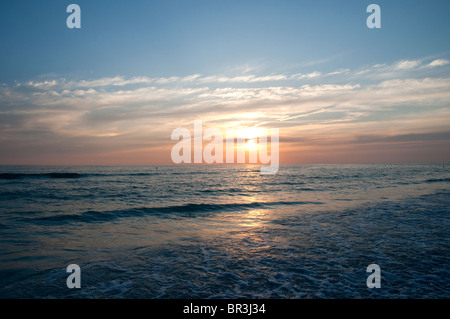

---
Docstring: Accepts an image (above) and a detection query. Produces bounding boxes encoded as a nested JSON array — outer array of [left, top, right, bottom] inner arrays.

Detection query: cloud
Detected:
[[2, 56, 450, 164], [394, 59, 421, 70], [25, 76, 154, 89], [291, 72, 322, 80], [197, 74, 288, 84], [352, 58, 450, 80], [353, 131, 450, 144], [326, 69, 350, 76], [371, 64, 386, 68], [425, 59, 450, 68]]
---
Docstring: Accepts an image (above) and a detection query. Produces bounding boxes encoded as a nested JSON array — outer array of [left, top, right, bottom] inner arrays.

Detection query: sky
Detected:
[[1, 0, 450, 165]]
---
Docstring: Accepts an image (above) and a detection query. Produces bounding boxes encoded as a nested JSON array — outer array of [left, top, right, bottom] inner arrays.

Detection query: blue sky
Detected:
[[1, 0, 450, 164], [2, 0, 449, 82]]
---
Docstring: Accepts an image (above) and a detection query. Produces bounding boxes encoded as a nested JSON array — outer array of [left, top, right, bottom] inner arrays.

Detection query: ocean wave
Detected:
[[0, 173, 83, 179], [424, 177, 450, 183], [21, 200, 318, 225], [0, 172, 162, 180]]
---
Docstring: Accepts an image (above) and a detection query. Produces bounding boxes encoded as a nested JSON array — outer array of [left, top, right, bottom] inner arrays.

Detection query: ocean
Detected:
[[0, 164, 448, 298]]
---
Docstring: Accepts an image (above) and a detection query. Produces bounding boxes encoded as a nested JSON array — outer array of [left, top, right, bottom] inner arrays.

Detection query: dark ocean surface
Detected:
[[0, 164, 449, 298]]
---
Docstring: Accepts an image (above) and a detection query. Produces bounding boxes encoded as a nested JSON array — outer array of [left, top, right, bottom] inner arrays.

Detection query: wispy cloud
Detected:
[[394, 59, 422, 70], [1, 56, 450, 164], [197, 74, 288, 84], [425, 59, 450, 68], [291, 72, 322, 80]]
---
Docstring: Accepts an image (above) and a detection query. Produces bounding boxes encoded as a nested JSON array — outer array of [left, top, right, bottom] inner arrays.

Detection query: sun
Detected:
[[245, 139, 258, 151]]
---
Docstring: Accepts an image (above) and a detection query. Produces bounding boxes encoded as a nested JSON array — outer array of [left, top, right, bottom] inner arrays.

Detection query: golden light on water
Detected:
[[239, 209, 267, 228]]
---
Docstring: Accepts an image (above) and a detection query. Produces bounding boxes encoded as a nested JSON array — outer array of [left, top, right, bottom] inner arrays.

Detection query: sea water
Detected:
[[0, 164, 448, 298]]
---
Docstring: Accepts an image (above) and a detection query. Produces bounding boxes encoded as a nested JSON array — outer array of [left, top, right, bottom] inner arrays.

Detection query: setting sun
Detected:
[[245, 139, 258, 151]]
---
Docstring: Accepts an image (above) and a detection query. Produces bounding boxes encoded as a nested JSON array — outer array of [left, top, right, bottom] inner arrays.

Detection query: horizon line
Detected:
[[0, 161, 448, 167]]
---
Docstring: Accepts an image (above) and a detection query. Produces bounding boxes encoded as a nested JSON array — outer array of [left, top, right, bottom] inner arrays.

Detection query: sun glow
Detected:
[[245, 139, 258, 151]]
